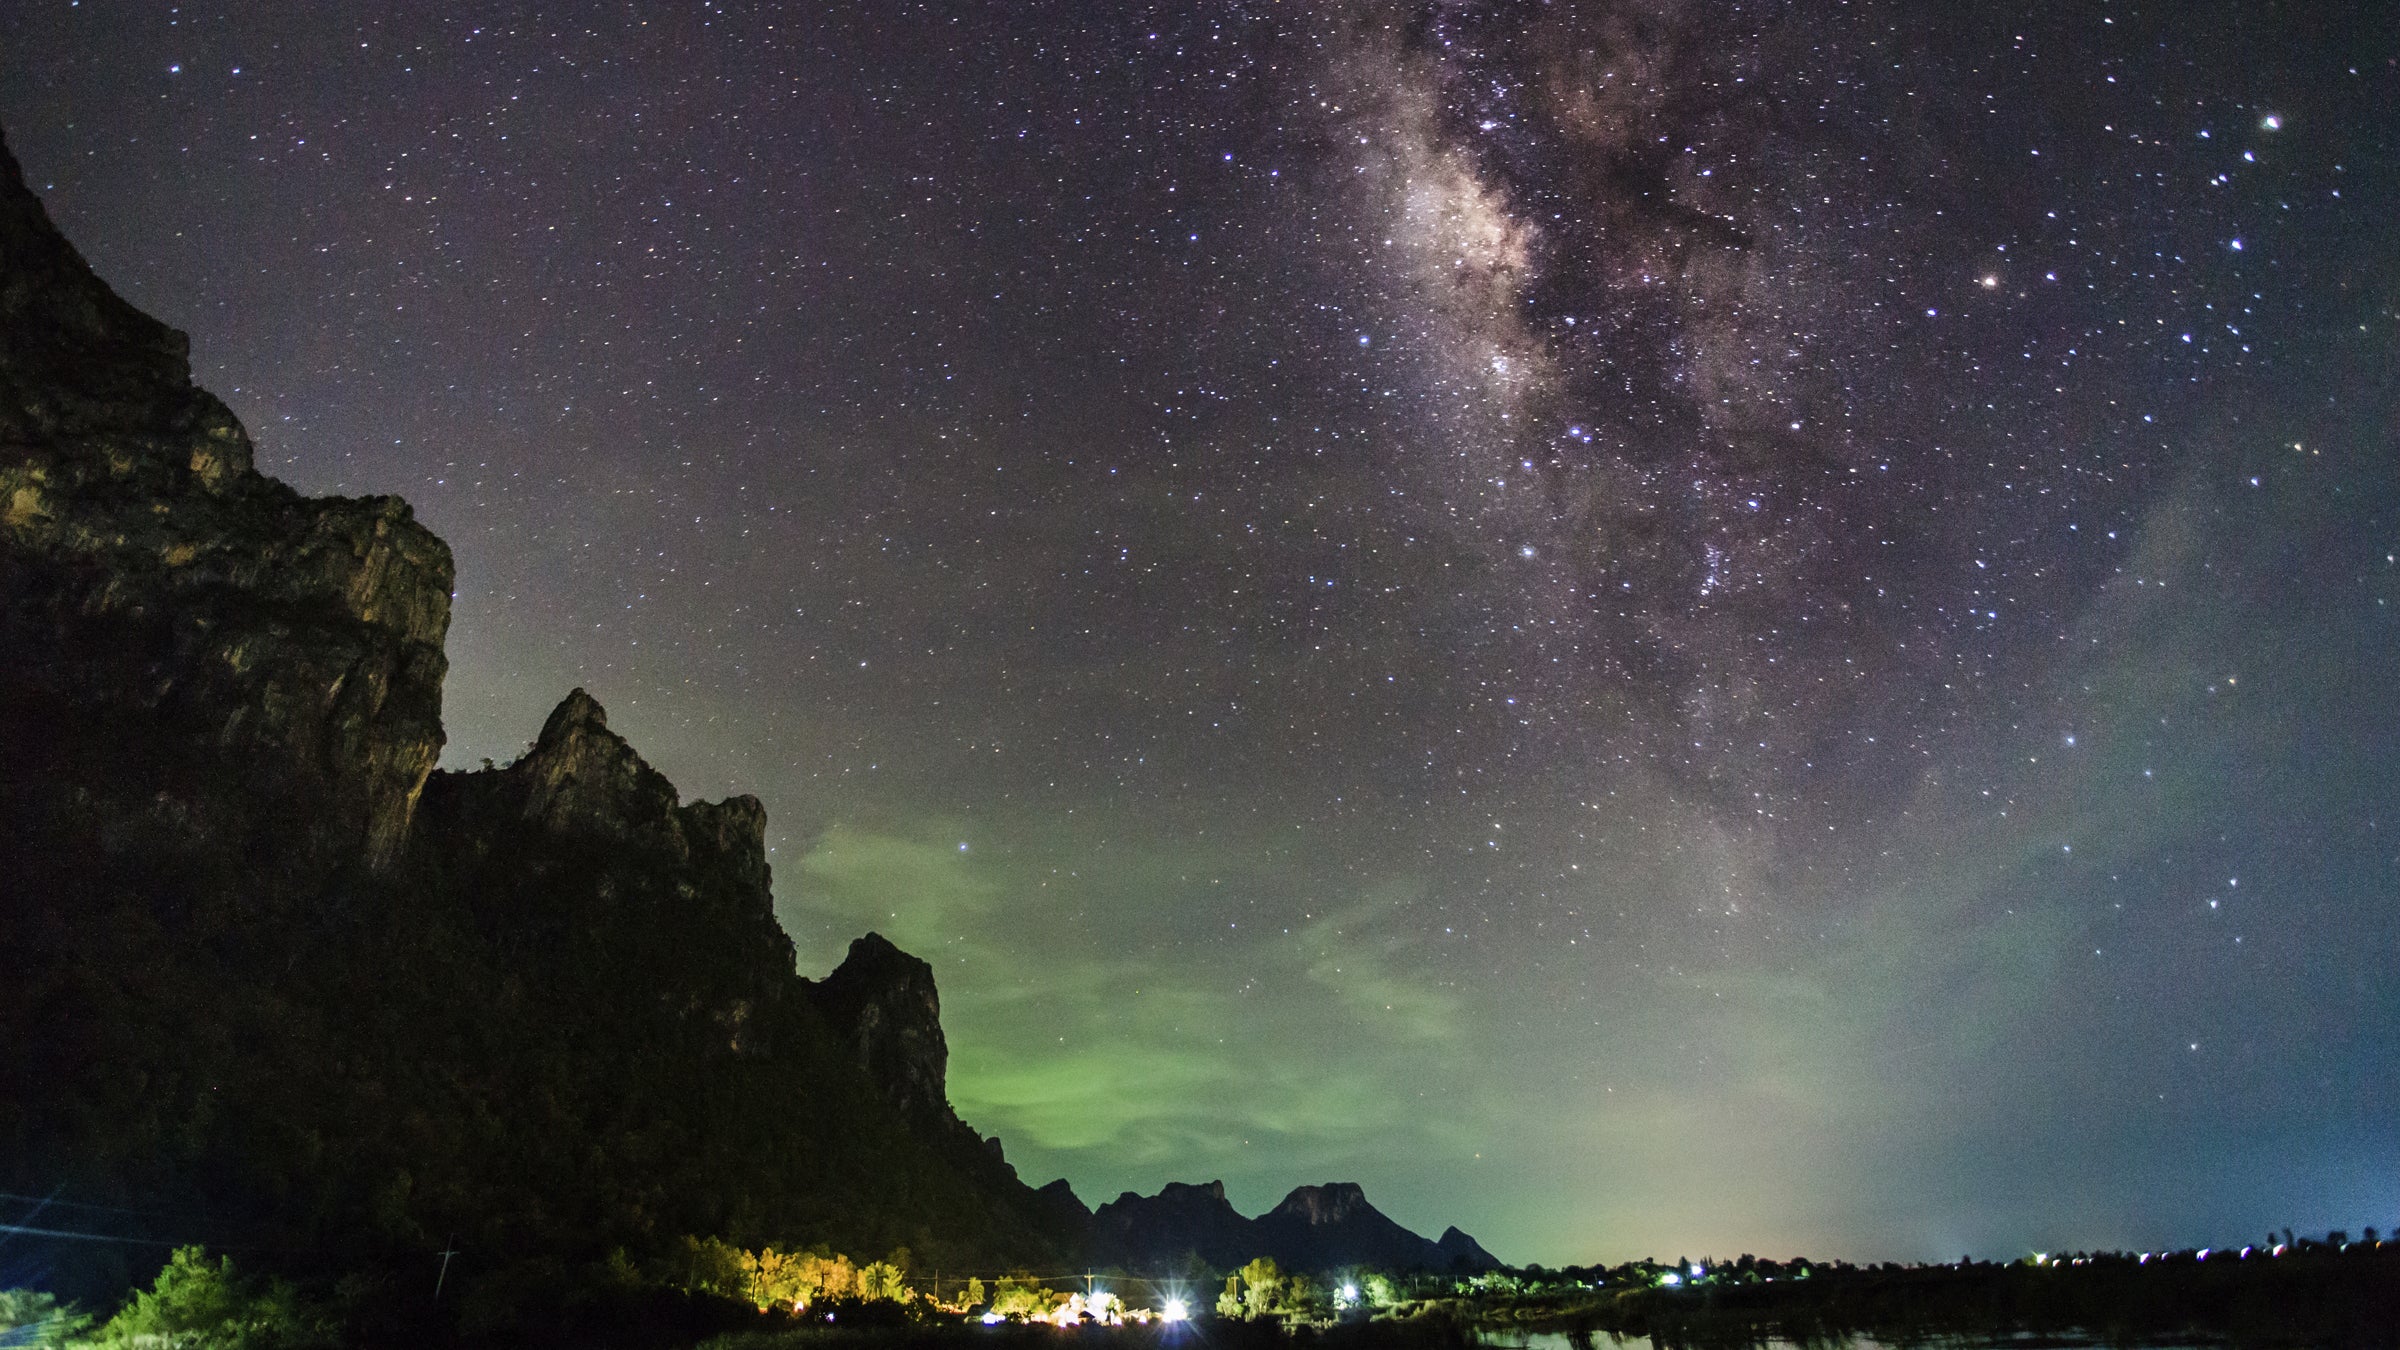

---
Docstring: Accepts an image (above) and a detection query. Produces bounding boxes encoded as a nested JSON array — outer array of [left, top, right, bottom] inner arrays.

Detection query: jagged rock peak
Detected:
[[1101, 1179, 1236, 1212], [513, 687, 680, 836], [808, 932, 952, 1125], [430, 688, 769, 896], [539, 686, 610, 743], [1270, 1181, 1373, 1226]]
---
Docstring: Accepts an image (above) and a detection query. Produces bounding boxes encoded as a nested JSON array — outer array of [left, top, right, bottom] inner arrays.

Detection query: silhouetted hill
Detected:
[[1089, 1180, 1499, 1275], [1091, 1181, 1261, 1271], [1436, 1226, 1500, 1271]]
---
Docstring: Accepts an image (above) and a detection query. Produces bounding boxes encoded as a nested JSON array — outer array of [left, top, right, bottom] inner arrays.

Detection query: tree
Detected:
[[677, 1235, 749, 1300], [1235, 1257, 1285, 1320], [964, 1276, 987, 1309], [990, 1275, 1054, 1319], [858, 1261, 909, 1303], [743, 1247, 813, 1311], [88, 1246, 327, 1349]]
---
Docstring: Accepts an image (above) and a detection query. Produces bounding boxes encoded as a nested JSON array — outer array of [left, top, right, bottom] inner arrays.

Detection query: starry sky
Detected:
[[5, 1, 2395, 1266]]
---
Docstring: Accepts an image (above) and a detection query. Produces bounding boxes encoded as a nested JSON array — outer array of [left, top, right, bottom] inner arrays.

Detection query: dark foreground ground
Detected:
[[498, 1242, 2399, 1350]]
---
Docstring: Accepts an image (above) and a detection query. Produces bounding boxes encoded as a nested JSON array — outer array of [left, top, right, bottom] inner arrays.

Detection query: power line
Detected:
[[0, 1222, 176, 1246]]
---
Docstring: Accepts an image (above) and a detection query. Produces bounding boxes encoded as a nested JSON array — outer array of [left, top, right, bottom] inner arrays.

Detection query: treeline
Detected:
[[1467, 1238, 2400, 1350]]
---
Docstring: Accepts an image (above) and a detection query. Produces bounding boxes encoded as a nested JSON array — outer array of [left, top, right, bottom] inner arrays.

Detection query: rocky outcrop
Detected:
[[428, 687, 769, 895], [0, 126, 451, 893], [806, 932, 955, 1127], [1264, 1180, 1375, 1228]]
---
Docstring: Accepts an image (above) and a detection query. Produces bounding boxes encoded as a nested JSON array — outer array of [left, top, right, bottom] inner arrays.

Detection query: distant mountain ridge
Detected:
[[1090, 1179, 1500, 1274]]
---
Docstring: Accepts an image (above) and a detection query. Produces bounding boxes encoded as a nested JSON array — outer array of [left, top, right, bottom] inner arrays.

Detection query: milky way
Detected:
[[4, 0, 2393, 1262]]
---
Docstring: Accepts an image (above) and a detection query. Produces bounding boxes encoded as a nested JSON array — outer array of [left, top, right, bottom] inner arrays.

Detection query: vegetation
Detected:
[[0, 1288, 93, 1348], [90, 1248, 313, 1349]]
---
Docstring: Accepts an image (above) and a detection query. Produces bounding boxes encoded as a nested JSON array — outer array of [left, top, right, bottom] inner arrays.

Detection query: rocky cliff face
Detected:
[[0, 127, 451, 892], [428, 687, 770, 897], [0, 122, 1078, 1303], [806, 933, 951, 1123], [1265, 1181, 1374, 1228]]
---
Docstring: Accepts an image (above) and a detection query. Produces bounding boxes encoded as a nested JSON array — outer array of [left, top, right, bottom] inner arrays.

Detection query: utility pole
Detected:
[[434, 1236, 458, 1300]]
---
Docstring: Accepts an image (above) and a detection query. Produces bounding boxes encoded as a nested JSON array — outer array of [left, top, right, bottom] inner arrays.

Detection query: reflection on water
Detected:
[[1476, 1333, 2211, 1350], [1479, 1330, 1620, 1350]]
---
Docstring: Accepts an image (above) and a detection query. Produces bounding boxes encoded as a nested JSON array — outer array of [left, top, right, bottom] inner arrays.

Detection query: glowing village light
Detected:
[[1659, 1272, 1682, 1287], [1161, 1299, 1189, 1322], [981, 1312, 1006, 1325]]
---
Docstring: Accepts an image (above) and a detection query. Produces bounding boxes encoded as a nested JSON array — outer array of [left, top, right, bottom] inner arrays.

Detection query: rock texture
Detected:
[[430, 686, 770, 898], [0, 127, 451, 891]]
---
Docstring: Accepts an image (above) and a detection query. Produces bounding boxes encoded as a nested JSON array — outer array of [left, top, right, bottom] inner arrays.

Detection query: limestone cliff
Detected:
[[806, 932, 953, 1127], [0, 121, 1075, 1306], [0, 127, 450, 890]]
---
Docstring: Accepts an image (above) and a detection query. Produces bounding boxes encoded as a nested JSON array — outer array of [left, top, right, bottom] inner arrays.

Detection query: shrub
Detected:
[[85, 1245, 329, 1349]]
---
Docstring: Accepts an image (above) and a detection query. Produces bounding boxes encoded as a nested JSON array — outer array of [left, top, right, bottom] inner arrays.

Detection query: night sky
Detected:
[[5, 1, 2395, 1266]]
